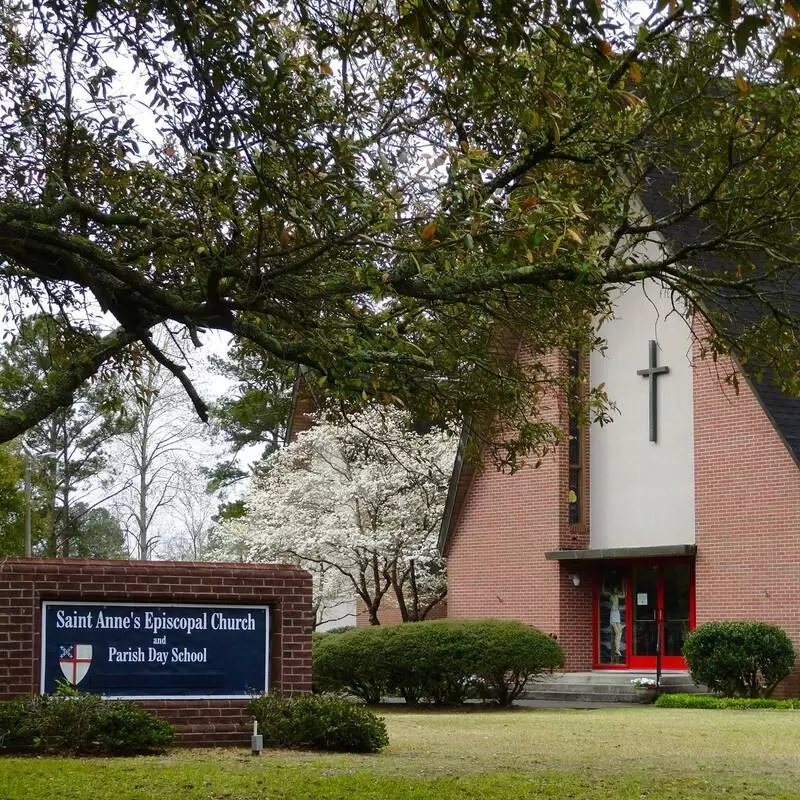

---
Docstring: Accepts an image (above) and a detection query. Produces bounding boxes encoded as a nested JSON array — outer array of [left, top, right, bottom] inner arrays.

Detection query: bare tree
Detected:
[[114, 342, 203, 559], [160, 472, 216, 561]]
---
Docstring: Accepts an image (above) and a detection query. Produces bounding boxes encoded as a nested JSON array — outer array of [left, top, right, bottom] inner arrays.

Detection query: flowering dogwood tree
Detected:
[[215, 406, 456, 626]]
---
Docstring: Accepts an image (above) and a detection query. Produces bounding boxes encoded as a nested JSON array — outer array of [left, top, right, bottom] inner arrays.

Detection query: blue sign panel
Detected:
[[41, 602, 269, 699]]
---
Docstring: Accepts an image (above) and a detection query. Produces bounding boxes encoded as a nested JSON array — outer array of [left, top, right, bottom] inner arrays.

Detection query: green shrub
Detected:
[[247, 693, 388, 752], [683, 621, 796, 698], [27, 688, 106, 753], [0, 700, 29, 750], [313, 619, 565, 707], [313, 621, 477, 704], [0, 685, 173, 755], [313, 627, 392, 703], [96, 703, 174, 753], [469, 620, 566, 706], [384, 621, 478, 705], [655, 693, 800, 710]]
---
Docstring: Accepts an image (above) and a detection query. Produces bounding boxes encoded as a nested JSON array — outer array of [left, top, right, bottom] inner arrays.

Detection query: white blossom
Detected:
[[214, 405, 457, 626]]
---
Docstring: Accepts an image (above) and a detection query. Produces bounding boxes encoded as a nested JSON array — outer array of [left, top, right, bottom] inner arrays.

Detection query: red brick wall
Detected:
[[693, 351, 800, 696], [445, 332, 800, 691], [445, 347, 594, 669], [0, 558, 313, 746], [355, 598, 447, 626], [286, 392, 316, 442]]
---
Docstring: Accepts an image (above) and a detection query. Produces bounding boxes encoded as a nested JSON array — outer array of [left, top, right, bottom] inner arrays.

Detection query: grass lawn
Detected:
[[0, 706, 798, 799]]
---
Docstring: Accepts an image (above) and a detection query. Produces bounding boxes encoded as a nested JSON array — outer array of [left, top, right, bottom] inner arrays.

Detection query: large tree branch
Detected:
[[0, 218, 199, 324], [0, 326, 138, 442], [139, 334, 209, 423]]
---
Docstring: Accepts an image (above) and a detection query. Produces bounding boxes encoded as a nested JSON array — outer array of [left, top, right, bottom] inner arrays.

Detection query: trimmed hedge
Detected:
[[470, 620, 565, 707], [379, 620, 478, 705], [655, 693, 800, 710], [247, 693, 388, 752], [313, 626, 393, 704], [313, 619, 565, 707], [682, 621, 796, 698], [0, 686, 173, 755]]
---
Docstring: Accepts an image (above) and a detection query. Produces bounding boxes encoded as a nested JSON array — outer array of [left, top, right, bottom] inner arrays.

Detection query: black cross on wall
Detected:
[[637, 340, 670, 443]]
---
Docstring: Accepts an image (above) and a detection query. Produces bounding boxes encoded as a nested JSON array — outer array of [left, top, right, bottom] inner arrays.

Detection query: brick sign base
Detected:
[[0, 558, 312, 746]]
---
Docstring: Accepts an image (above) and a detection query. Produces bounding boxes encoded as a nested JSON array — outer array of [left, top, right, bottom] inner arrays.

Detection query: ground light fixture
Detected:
[[251, 720, 263, 755]]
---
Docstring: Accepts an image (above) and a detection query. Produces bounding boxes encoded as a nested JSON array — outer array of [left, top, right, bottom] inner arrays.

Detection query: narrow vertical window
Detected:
[[568, 351, 584, 525]]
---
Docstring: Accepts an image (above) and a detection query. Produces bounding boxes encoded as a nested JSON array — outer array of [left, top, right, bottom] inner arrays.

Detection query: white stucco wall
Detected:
[[589, 278, 695, 548], [315, 597, 357, 631]]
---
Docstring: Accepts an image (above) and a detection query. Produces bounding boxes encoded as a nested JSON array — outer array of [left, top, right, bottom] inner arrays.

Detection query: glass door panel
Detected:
[[595, 561, 693, 669], [663, 563, 691, 658], [598, 567, 627, 665], [632, 566, 658, 658]]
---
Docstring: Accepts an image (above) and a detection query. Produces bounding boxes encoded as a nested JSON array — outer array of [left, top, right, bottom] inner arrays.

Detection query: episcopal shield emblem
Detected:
[[59, 644, 93, 686]]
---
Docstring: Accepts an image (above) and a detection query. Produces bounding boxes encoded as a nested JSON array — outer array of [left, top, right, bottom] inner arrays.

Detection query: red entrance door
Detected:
[[595, 561, 694, 670]]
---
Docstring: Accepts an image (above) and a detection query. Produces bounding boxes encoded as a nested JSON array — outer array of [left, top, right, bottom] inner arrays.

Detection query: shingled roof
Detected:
[[642, 166, 800, 467]]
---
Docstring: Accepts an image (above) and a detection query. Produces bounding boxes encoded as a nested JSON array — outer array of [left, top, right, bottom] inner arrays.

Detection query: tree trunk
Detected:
[[61, 423, 70, 557], [45, 417, 60, 557], [137, 403, 149, 559], [390, 561, 411, 622]]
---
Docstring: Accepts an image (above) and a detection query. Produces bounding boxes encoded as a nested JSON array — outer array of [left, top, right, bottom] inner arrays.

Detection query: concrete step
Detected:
[[522, 671, 707, 704], [524, 688, 655, 704]]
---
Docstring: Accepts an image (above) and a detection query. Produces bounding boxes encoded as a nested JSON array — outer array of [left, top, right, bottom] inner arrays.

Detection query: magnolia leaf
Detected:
[[717, 0, 740, 22], [585, 0, 603, 23], [570, 201, 589, 221], [83, 0, 99, 21], [421, 222, 437, 241], [551, 117, 561, 144], [735, 74, 750, 94], [617, 90, 645, 107], [782, 29, 800, 54], [566, 228, 584, 245]]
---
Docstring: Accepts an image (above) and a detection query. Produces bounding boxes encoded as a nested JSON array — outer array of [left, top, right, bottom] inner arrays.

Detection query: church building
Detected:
[[438, 278, 800, 694]]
